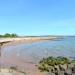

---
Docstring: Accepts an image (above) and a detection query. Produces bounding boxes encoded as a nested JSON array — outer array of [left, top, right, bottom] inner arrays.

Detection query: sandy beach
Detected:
[[0, 37, 57, 47], [0, 37, 57, 75], [0, 37, 75, 75]]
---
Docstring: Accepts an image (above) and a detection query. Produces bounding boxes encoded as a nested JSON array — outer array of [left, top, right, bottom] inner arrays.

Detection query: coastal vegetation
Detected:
[[0, 33, 18, 38], [37, 56, 75, 75], [38, 56, 71, 72]]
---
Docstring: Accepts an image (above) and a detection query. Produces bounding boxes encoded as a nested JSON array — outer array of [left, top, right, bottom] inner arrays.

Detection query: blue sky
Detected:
[[0, 0, 75, 35]]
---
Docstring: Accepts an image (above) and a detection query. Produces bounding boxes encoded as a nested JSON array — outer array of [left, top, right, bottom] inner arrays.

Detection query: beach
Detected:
[[0, 37, 57, 75], [0, 37, 57, 47], [0, 37, 75, 75]]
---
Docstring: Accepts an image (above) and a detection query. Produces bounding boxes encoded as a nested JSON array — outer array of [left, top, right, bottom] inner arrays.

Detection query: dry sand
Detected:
[[0, 37, 57, 47]]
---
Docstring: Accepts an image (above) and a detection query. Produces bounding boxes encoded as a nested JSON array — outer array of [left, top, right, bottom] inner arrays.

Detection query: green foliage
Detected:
[[0, 33, 18, 38], [38, 56, 71, 72], [4, 33, 11, 37], [38, 63, 49, 72], [11, 33, 18, 37]]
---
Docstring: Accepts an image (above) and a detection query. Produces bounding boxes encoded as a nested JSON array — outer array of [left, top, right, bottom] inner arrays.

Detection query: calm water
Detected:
[[2, 36, 75, 64]]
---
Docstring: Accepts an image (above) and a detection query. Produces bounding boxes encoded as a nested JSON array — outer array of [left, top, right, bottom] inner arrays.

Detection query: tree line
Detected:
[[0, 33, 18, 38]]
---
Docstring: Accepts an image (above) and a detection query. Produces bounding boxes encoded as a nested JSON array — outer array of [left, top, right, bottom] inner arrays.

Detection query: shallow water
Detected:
[[2, 36, 75, 64]]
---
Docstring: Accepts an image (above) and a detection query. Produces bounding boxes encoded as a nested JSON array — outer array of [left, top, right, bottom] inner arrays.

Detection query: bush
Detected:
[[0, 33, 18, 38]]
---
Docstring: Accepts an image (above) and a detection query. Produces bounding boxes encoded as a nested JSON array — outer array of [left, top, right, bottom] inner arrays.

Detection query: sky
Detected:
[[0, 0, 75, 36]]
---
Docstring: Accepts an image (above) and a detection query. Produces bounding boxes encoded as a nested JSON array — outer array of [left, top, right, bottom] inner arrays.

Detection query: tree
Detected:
[[11, 33, 18, 37], [4, 33, 11, 37], [0, 33, 18, 37]]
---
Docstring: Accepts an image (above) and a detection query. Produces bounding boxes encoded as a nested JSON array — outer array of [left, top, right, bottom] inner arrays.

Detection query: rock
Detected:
[[55, 71, 58, 75], [64, 69, 72, 75], [71, 66, 75, 73], [59, 65, 65, 71], [47, 72, 55, 75], [59, 64, 67, 71], [58, 71, 64, 75], [54, 65, 60, 71]]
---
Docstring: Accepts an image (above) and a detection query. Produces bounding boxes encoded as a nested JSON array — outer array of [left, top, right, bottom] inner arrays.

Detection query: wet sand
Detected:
[[0, 37, 56, 75], [1, 52, 47, 75], [0, 37, 75, 75]]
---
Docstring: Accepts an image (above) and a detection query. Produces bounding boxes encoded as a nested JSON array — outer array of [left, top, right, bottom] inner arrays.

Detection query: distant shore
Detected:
[[0, 37, 58, 47]]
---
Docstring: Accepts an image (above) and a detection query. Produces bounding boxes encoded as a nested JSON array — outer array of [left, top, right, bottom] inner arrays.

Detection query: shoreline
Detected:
[[0, 37, 58, 47], [0, 37, 62, 75]]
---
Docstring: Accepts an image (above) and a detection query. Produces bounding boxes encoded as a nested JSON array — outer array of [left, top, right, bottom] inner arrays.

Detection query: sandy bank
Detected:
[[0, 37, 57, 47]]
